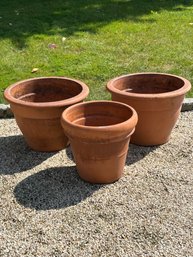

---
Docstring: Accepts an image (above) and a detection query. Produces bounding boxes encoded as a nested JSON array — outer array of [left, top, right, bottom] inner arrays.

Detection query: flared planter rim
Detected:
[[107, 72, 191, 99], [61, 100, 138, 142], [4, 76, 89, 108]]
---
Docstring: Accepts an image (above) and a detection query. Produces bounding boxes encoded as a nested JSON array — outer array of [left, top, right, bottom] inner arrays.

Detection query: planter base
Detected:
[[71, 139, 129, 184]]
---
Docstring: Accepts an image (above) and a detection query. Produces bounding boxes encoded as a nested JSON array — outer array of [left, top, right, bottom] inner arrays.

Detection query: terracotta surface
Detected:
[[4, 77, 89, 151], [107, 73, 191, 146], [61, 101, 138, 183]]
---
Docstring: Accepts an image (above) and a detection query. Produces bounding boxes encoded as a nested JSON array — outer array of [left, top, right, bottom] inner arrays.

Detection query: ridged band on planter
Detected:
[[107, 73, 191, 146], [61, 101, 138, 184], [4, 77, 89, 152]]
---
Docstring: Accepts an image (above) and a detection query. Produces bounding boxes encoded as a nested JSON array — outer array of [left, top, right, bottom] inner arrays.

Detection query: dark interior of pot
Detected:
[[11, 78, 83, 102], [113, 74, 184, 94], [67, 102, 133, 127]]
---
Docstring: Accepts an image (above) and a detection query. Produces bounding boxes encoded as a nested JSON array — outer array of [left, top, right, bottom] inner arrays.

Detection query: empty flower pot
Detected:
[[4, 77, 89, 152], [107, 73, 191, 146], [61, 101, 138, 183]]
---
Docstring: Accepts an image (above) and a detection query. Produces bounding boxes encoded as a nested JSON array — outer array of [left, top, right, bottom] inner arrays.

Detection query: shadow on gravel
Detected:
[[14, 166, 103, 210], [66, 145, 74, 162], [126, 144, 159, 166], [0, 135, 56, 175]]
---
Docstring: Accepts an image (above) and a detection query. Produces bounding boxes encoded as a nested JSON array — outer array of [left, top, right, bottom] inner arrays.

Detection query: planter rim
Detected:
[[107, 72, 191, 99], [4, 76, 89, 108], [61, 100, 138, 135]]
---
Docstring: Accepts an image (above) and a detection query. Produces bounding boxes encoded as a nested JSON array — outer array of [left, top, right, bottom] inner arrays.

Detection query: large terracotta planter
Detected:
[[61, 101, 138, 183], [107, 73, 191, 146], [4, 77, 89, 152]]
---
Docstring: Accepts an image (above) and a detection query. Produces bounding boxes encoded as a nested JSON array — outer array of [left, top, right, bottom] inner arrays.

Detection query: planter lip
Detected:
[[107, 72, 192, 99], [61, 100, 138, 135], [4, 76, 89, 108]]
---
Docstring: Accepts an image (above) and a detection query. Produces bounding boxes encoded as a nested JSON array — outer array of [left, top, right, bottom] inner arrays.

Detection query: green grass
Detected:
[[1, 0, 193, 103]]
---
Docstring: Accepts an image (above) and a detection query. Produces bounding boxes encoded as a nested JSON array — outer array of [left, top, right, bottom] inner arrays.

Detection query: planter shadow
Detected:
[[66, 145, 75, 162], [14, 166, 103, 210], [0, 135, 56, 175], [126, 144, 158, 166]]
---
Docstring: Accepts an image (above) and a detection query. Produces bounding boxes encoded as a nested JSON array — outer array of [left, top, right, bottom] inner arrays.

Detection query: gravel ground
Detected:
[[0, 112, 193, 257]]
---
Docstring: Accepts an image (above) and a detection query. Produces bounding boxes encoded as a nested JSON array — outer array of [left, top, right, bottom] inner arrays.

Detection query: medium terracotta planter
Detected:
[[107, 73, 191, 146], [4, 77, 89, 152], [61, 101, 138, 184]]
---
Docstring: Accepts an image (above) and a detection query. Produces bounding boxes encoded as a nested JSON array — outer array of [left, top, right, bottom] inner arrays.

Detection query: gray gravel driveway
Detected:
[[0, 112, 193, 257]]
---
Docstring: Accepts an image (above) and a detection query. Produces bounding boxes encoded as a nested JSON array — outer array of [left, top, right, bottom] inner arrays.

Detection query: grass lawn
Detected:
[[0, 0, 193, 103]]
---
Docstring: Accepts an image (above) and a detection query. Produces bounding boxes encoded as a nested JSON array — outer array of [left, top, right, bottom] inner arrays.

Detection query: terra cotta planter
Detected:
[[4, 77, 89, 152], [61, 101, 138, 183], [107, 73, 191, 146]]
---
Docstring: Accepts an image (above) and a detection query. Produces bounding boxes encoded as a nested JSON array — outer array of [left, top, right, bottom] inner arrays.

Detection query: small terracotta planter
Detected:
[[107, 73, 191, 146], [61, 101, 138, 184], [4, 77, 89, 152]]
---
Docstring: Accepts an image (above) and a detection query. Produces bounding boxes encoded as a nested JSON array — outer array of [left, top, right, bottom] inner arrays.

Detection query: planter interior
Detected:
[[10, 78, 83, 103], [66, 101, 134, 127], [111, 73, 185, 94]]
